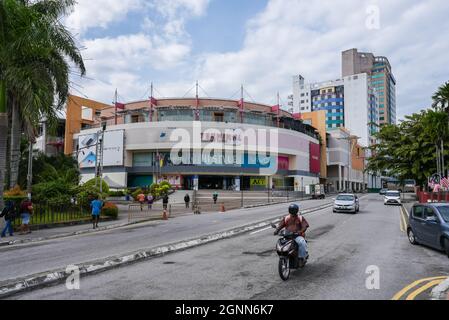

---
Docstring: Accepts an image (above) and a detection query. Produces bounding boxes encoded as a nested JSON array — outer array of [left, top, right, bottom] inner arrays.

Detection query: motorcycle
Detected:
[[271, 223, 308, 281]]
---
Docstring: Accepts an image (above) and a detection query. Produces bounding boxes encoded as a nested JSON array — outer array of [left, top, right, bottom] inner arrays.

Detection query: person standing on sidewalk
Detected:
[[213, 191, 218, 204], [184, 193, 190, 208], [90, 195, 103, 229], [1, 201, 16, 238], [162, 193, 169, 210], [19, 199, 33, 235], [137, 192, 146, 211], [147, 194, 154, 210]]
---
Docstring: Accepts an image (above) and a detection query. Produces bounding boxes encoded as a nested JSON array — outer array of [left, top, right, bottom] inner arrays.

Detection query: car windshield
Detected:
[[437, 206, 449, 223], [386, 192, 400, 197], [336, 195, 354, 201]]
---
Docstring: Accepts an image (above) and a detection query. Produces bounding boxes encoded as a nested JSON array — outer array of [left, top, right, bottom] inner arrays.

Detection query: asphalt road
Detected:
[[10, 194, 449, 300], [0, 198, 331, 282]]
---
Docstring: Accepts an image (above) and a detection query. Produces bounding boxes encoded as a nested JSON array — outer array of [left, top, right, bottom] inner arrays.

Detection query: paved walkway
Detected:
[[0, 196, 304, 246]]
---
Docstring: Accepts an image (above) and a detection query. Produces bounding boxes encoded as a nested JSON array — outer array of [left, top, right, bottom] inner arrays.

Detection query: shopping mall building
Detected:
[[65, 95, 321, 191]]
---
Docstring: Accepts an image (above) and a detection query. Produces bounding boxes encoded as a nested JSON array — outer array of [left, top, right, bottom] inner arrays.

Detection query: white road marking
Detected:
[[250, 227, 272, 235]]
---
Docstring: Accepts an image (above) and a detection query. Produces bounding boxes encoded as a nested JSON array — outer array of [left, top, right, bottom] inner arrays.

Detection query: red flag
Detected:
[[237, 98, 244, 109], [150, 97, 158, 105], [293, 113, 301, 120], [271, 105, 280, 112], [115, 102, 125, 110], [441, 177, 449, 188]]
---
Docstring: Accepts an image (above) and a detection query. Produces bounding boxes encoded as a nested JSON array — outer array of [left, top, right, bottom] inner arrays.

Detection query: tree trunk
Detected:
[[0, 81, 8, 210], [9, 95, 21, 188]]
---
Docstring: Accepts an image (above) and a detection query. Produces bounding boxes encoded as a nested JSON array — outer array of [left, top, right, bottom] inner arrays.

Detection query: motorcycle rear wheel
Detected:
[[278, 257, 290, 281]]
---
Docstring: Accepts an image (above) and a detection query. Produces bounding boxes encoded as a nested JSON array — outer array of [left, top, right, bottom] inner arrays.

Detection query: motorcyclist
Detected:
[[274, 204, 309, 261]]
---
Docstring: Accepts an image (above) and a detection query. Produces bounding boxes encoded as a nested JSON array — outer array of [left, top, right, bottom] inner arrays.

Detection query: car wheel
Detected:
[[408, 228, 418, 245], [444, 238, 449, 258]]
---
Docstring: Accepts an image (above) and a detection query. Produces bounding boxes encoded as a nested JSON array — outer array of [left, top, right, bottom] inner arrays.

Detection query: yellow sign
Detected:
[[250, 177, 267, 186]]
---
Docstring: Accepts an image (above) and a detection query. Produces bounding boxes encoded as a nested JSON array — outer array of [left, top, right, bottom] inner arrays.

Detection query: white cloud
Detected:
[[65, 0, 143, 34], [69, 0, 449, 121], [185, 0, 449, 119]]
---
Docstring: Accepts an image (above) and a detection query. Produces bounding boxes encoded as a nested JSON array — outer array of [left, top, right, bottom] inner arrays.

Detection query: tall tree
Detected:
[[432, 81, 449, 112], [0, 0, 85, 208], [367, 109, 449, 187]]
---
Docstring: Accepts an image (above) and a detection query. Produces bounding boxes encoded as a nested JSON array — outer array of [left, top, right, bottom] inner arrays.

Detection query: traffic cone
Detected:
[[162, 209, 168, 220], [220, 203, 226, 213]]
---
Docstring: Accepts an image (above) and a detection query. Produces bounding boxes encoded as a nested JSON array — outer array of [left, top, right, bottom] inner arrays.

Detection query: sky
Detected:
[[65, 0, 449, 120]]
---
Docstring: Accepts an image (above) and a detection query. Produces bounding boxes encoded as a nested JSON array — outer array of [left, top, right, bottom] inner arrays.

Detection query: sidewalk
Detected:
[[0, 210, 134, 246], [0, 196, 314, 247]]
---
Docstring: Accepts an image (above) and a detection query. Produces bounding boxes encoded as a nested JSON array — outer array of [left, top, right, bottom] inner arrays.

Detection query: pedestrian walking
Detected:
[[213, 191, 218, 204], [1, 201, 16, 238], [137, 192, 146, 211], [147, 194, 154, 210], [90, 195, 103, 229], [162, 194, 169, 210], [19, 198, 33, 235], [184, 193, 190, 208]]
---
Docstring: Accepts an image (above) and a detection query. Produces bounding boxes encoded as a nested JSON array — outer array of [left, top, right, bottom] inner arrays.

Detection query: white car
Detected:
[[384, 190, 401, 205], [333, 194, 360, 214]]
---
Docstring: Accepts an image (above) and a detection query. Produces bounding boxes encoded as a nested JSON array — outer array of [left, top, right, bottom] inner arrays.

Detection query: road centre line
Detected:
[[406, 279, 445, 300], [392, 276, 448, 300]]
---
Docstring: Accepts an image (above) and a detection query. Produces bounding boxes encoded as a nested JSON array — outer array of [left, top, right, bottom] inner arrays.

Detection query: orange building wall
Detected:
[[64, 95, 111, 155], [300, 111, 327, 179]]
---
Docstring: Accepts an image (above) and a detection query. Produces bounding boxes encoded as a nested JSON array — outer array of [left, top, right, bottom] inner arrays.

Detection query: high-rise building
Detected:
[[292, 73, 378, 148], [342, 49, 396, 125]]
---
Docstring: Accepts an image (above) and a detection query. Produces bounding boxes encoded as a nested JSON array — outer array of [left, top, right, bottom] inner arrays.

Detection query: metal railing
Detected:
[[11, 203, 91, 228]]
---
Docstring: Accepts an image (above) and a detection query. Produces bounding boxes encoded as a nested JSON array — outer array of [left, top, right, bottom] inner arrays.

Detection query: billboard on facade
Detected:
[[309, 142, 321, 174], [77, 130, 124, 168]]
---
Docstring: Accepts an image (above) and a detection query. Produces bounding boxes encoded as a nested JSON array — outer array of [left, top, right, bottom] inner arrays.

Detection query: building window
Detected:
[[213, 112, 224, 122]]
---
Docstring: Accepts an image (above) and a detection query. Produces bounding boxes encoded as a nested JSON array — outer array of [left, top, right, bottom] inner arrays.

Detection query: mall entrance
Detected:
[[182, 175, 237, 190]]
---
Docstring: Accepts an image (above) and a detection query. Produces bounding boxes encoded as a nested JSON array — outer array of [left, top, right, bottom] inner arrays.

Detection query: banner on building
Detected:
[[77, 130, 124, 169], [309, 142, 320, 174]]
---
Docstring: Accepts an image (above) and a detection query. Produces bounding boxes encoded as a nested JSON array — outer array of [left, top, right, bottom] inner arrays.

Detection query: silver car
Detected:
[[384, 190, 401, 205], [333, 194, 360, 214]]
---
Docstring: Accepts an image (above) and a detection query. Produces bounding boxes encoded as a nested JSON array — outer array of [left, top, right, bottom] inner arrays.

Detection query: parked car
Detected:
[[379, 188, 388, 195], [384, 190, 401, 205], [333, 194, 359, 214], [407, 203, 449, 258]]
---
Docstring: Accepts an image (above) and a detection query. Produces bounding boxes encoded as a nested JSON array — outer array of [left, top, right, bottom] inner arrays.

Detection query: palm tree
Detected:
[[432, 81, 449, 112], [0, 0, 85, 208]]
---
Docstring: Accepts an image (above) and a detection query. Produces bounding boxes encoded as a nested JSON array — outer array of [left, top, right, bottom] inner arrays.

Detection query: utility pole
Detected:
[[195, 81, 199, 121], [26, 142, 33, 200], [240, 85, 244, 123], [441, 139, 446, 178], [150, 82, 154, 122], [114, 89, 118, 125], [277, 92, 280, 128], [99, 126, 105, 194]]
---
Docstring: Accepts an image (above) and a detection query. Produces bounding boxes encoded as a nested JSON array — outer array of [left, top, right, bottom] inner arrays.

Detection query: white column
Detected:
[[338, 165, 342, 192]]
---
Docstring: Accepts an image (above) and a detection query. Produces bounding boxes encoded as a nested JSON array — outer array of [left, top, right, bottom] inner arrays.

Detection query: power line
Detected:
[[198, 84, 211, 98], [182, 84, 196, 98], [228, 88, 241, 100], [243, 88, 256, 103]]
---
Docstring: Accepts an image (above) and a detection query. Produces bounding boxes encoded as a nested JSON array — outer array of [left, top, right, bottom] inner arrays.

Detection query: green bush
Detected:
[[108, 190, 125, 197], [4, 196, 28, 207], [83, 178, 110, 194], [102, 202, 119, 219], [77, 181, 108, 208], [132, 188, 144, 200]]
